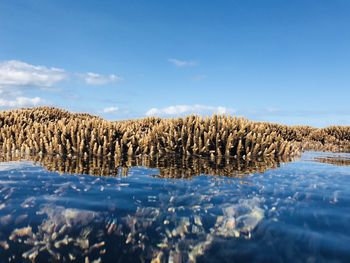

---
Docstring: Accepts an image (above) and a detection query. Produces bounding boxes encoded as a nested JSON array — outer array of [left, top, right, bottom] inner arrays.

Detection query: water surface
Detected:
[[0, 152, 350, 262]]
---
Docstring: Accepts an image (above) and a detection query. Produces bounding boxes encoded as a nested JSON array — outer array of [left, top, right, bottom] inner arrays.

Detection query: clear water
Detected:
[[0, 152, 350, 263]]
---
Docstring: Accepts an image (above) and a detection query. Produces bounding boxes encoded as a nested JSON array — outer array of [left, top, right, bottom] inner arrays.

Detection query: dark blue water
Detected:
[[0, 152, 350, 262]]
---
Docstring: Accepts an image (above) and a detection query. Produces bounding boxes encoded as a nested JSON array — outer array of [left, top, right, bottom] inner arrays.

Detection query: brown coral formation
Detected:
[[0, 107, 349, 168]]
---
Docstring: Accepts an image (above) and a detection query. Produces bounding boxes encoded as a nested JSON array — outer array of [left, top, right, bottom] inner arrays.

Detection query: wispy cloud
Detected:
[[168, 58, 197, 67], [0, 96, 43, 107], [0, 60, 122, 90], [102, 106, 119, 114], [0, 60, 66, 89], [0, 59, 124, 111], [81, 72, 121, 85], [146, 104, 235, 117]]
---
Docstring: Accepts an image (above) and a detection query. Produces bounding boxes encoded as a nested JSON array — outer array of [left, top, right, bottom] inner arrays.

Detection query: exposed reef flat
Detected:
[[0, 107, 349, 165]]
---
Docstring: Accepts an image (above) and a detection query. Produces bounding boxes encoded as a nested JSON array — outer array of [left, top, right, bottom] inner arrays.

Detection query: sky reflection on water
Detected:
[[0, 152, 350, 262]]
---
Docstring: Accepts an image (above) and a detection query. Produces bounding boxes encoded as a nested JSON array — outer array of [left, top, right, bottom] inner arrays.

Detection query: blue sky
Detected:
[[0, 0, 349, 127]]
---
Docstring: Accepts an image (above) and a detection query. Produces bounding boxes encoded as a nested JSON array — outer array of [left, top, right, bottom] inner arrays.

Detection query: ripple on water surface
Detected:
[[0, 152, 350, 262]]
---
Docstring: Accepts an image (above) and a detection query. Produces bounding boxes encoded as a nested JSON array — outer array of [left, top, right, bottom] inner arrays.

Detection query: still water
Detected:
[[0, 152, 350, 263]]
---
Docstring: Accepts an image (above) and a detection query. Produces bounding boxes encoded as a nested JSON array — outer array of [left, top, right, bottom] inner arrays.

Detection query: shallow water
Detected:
[[0, 152, 350, 263]]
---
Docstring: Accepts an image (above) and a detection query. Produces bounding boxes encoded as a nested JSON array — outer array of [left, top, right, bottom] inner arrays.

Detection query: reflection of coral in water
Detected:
[[314, 156, 350, 166], [0, 153, 294, 178]]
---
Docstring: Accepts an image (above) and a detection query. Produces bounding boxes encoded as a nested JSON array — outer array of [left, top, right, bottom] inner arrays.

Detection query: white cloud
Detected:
[[146, 104, 235, 117], [102, 106, 119, 114], [82, 72, 121, 85], [0, 96, 43, 107], [0, 59, 125, 111], [0, 60, 121, 89], [168, 58, 197, 67], [0, 60, 66, 89]]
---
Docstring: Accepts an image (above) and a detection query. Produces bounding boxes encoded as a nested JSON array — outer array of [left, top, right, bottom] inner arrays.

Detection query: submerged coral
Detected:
[[2, 187, 267, 262], [9, 205, 103, 262]]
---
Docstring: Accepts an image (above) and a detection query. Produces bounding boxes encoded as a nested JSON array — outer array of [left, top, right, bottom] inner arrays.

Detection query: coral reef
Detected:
[[0, 107, 349, 165]]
